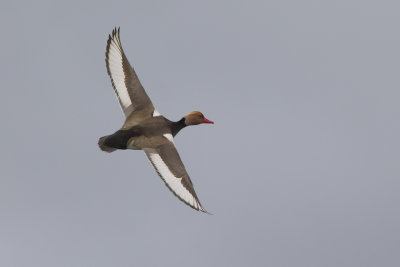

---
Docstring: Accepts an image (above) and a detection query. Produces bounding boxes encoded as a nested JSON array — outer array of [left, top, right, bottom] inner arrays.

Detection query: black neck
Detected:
[[170, 118, 186, 136]]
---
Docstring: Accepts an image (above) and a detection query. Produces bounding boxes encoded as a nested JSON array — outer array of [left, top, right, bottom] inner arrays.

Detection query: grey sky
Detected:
[[1, 1, 399, 266]]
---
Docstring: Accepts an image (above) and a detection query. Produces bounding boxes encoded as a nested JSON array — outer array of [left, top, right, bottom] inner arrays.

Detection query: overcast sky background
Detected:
[[1, 1, 399, 266]]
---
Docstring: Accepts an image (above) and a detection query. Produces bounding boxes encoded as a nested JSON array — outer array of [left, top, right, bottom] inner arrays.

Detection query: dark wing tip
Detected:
[[154, 168, 210, 213], [198, 206, 212, 214], [105, 27, 124, 67], [106, 27, 122, 54], [144, 148, 211, 214], [111, 26, 120, 39], [197, 202, 211, 214], [112, 26, 119, 37], [165, 178, 209, 213]]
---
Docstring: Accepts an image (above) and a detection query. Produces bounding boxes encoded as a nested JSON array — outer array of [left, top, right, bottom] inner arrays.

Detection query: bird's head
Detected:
[[184, 111, 214, 126]]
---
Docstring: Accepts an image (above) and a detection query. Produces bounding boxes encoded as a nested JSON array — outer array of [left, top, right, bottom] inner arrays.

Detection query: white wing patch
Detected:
[[152, 109, 161, 117], [145, 149, 205, 212], [163, 133, 174, 143], [106, 33, 132, 116]]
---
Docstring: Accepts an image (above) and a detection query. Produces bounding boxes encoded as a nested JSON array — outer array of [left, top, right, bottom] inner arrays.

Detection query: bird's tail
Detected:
[[98, 135, 117, 153]]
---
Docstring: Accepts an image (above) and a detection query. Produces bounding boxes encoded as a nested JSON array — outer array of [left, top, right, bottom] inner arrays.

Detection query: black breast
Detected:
[[170, 118, 186, 136]]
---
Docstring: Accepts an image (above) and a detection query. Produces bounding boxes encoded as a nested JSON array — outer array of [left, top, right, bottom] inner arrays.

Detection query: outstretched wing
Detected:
[[144, 142, 207, 212], [105, 27, 155, 118]]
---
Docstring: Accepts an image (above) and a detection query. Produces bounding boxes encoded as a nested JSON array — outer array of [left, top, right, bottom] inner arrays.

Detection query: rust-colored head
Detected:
[[184, 111, 214, 126]]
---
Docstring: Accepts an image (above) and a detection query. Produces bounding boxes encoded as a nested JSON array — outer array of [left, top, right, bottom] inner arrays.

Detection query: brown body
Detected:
[[99, 111, 209, 152]]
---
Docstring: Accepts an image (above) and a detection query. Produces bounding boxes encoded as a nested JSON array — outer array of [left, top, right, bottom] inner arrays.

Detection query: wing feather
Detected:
[[144, 143, 207, 212], [105, 28, 155, 118]]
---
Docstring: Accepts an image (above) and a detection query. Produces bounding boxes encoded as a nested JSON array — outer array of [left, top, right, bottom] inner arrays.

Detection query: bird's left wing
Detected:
[[144, 142, 207, 212], [106, 28, 155, 118]]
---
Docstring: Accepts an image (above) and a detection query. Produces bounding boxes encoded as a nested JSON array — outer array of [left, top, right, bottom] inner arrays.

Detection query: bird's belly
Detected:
[[127, 138, 142, 150]]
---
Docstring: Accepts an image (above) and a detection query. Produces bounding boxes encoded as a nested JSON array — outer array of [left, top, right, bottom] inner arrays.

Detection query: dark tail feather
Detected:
[[98, 135, 117, 153]]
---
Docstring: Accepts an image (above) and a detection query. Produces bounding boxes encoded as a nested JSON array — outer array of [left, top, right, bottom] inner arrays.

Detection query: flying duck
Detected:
[[98, 28, 213, 212]]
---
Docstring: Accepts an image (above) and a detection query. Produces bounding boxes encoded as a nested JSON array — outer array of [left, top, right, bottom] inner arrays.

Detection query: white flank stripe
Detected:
[[163, 133, 174, 143], [152, 109, 161, 117], [146, 150, 202, 210], [107, 37, 132, 113]]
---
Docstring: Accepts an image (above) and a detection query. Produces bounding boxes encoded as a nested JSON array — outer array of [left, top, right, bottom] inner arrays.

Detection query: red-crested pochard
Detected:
[[98, 28, 213, 212]]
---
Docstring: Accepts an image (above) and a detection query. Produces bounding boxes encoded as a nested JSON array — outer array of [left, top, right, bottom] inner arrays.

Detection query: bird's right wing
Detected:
[[105, 28, 156, 118], [144, 142, 207, 212]]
